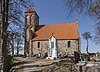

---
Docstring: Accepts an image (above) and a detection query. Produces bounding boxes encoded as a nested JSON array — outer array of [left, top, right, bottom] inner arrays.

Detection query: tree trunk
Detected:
[[12, 36, 14, 56], [17, 42, 19, 56], [0, 0, 2, 62], [86, 39, 89, 55], [2, 0, 9, 72], [86, 39, 90, 61], [24, 39, 26, 56]]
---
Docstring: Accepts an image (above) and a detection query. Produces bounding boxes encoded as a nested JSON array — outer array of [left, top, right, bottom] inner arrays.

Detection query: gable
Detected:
[[32, 22, 79, 40]]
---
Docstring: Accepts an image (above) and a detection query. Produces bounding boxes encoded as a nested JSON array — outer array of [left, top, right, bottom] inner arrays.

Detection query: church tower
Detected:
[[24, 7, 39, 56]]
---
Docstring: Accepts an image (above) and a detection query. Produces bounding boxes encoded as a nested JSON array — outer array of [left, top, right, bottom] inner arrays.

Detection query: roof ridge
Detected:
[[39, 22, 77, 26]]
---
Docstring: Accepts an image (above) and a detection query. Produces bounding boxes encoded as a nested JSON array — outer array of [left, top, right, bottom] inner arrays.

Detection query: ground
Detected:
[[10, 57, 75, 72], [10, 57, 100, 72]]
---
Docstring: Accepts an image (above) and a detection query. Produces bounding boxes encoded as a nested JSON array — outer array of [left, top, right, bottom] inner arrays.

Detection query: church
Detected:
[[24, 8, 80, 59]]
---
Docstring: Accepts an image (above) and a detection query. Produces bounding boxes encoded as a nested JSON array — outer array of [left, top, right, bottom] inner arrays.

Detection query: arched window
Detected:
[[37, 42, 40, 48], [68, 41, 71, 48]]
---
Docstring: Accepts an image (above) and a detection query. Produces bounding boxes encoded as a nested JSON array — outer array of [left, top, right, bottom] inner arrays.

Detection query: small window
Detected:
[[51, 42, 54, 48], [37, 42, 40, 48], [68, 41, 71, 48]]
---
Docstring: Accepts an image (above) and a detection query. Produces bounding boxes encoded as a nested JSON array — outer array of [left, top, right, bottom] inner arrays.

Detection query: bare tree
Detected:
[[14, 32, 23, 56], [8, 0, 34, 30], [7, 31, 15, 56], [1, 0, 34, 71], [7, 31, 23, 56], [82, 32, 92, 55], [93, 22, 100, 45], [64, 0, 100, 44]]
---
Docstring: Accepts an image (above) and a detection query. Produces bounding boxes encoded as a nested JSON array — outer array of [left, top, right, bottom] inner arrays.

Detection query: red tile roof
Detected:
[[33, 22, 79, 40], [26, 7, 35, 13]]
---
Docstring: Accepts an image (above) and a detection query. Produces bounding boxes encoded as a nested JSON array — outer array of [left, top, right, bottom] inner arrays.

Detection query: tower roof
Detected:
[[26, 7, 35, 13]]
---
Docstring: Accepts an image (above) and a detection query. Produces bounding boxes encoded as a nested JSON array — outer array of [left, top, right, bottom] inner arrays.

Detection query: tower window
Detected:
[[68, 41, 71, 48], [37, 42, 40, 48]]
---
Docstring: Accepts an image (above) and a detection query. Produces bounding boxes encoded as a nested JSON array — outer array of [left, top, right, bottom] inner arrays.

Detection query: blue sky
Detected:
[[28, 0, 100, 53]]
